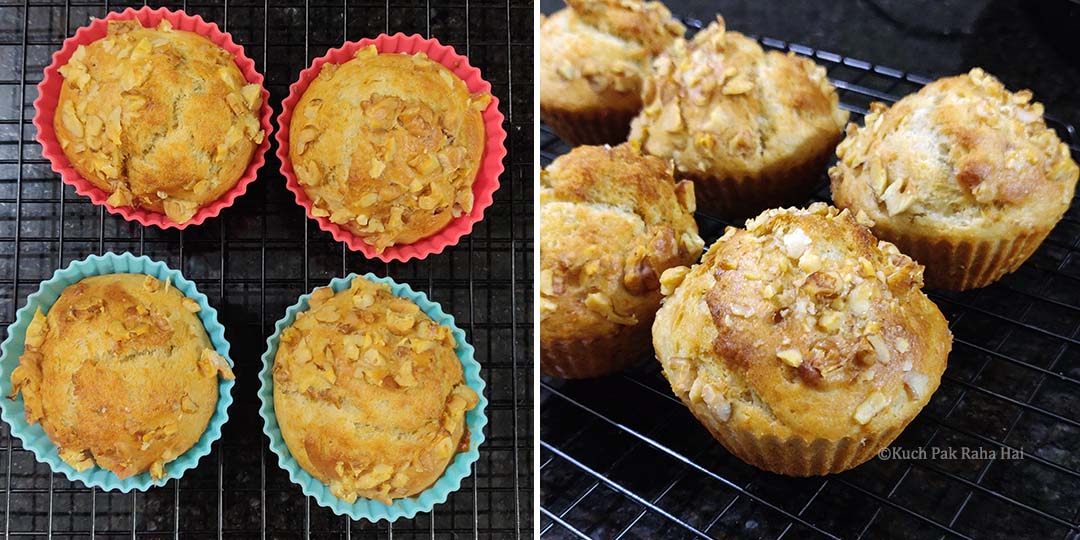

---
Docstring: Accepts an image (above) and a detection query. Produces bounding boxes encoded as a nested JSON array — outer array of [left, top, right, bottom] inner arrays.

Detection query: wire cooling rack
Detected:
[[0, 0, 532, 537], [540, 17, 1080, 540]]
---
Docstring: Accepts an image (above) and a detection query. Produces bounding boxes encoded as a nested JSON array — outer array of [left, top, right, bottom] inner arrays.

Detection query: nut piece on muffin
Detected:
[[540, 143, 703, 378], [540, 0, 685, 146], [272, 277, 479, 504], [289, 46, 490, 253], [629, 16, 848, 219], [653, 204, 951, 476], [10, 274, 235, 480], [830, 68, 1079, 290], [55, 20, 265, 223]]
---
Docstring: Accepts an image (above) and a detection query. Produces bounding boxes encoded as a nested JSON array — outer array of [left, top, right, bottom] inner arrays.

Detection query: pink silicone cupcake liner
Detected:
[[275, 33, 508, 263], [33, 6, 273, 230]]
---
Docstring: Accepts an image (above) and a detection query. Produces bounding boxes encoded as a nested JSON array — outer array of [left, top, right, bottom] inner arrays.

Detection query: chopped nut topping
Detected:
[[722, 76, 754, 95], [539, 269, 557, 296], [659, 266, 690, 296], [698, 382, 731, 421], [895, 337, 910, 353], [199, 349, 235, 380], [776, 348, 803, 368], [903, 372, 929, 399], [59, 448, 94, 472], [797, 250, 822, 273], [585, 293, 637, 325], [149, 460, 166, 480], [848, 281, 873, 315], [817, 310, 843, 332], [143, 275, 161, 293], [782, 228, 812, 259], [854, 391, 889, 425], [866, 334, 891, 363], [181, 297, 201, 313]]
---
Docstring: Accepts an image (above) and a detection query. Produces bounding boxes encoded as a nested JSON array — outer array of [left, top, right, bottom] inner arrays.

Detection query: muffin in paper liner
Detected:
[[685, 145, 836, 221], [688, 403, 911, 476], [32, 6, 273, 230], [257, 273, 488, 521], [540, 325, 651, 379], [540, 106, 637, 147], [0, 252, 235, 492], [868, 222, 1052, 291], [652, 204, 951, 477], [829, 69, 1078, 291], [275, 34, 507, 263]]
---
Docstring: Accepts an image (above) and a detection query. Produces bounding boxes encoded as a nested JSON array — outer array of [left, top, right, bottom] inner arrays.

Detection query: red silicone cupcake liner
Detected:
[[275, 33, 508, 263], [32, 6, 273, 230]]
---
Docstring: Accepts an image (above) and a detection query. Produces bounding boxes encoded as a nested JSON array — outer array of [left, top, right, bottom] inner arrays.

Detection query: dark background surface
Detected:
[[540, 1, 1080, 539], [0, 0, 533, 538]]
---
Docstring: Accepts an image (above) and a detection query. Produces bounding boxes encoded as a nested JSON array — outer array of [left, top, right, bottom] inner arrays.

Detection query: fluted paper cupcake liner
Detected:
[[276, 34, 507, 263], [686, 146, 835, 221], [33, 6, 273, 230], [687, 405, 911, 476], [258, 273, 488, 522], [0, 252, 235, 492], [540, 106, 637, 147], [870, 221, 1052, 291], [540, 322, 652, 379]]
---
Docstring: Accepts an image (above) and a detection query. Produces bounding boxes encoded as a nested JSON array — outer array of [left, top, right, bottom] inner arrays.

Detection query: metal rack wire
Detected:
[[0, 0, 533, 537], [540, 17, 1080, 540]]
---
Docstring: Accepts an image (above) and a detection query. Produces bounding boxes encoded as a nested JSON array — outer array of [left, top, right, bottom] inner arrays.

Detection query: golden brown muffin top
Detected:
[[539, 0, 685, 114], [628, 17, 848, 179], [290, 46, 490, 253], [653, 204, 952, 441], [10, 274, 234, 480], [54, 20, 265, 223], [540, 143, 703, 342], [272, 278, 478, 504], [830, 68, 1079, 238]]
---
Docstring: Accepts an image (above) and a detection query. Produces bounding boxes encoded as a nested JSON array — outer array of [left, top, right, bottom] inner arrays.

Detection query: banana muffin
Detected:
[[10, 274, 235, 480], [272, 277, 479, 504], [54, 19, 265, 223], [629, 16, 848, 218], [540, 143, 703, 378], [830, 68, 1079, 290], [289, 46, 490, 253], [540, 0, 684, 146], [653, 204, 951, 475]]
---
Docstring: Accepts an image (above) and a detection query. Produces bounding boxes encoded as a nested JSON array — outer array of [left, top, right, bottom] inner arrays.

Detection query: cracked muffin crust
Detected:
[[10, 274, 234, 480], [830, 68, 1079, 290], [289, 46, 490, 253], [540, 143, 703, 378], [539, 0, 685, 145], [272, 277, 479, 504], [628, 16, 848, 218], [54, 20, 265, 224], [653, 204, 951, 475]]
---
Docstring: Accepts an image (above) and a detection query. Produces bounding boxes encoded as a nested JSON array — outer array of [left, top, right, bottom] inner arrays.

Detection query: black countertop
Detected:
[[540, 0, 1080, 126]]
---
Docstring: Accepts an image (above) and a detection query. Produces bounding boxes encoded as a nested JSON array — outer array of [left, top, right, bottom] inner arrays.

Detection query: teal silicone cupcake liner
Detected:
[[258, 273, 488, 522], [0, 252, 236, 492]]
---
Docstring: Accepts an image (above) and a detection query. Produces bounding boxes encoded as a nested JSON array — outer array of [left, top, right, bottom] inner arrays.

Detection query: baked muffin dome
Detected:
[[653, 204, 951, 475], [629, 17, 848, 218], [539, 0, 685, 146], [290, 46, 490, 253], [830, 68, 1079, 290], [540, 143, 703, 378], [10, 274, 234, 480], [54, 20, 265, 224], [272, 277, 479, 504]]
